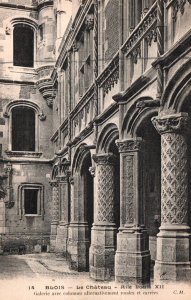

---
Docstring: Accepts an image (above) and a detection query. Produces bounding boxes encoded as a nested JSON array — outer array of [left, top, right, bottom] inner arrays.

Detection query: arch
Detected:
[[161, 57, 191, 111], [3, 100, 46, 121], [72, 143, 92, 174], [4, 16, 38, 69], [9, 17, 38, 31], [122, 97, 158, 138], [97, 123, 119, 153]]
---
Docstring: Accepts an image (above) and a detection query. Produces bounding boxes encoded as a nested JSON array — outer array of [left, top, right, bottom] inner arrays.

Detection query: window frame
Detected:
[[3, 100, 46, 157], [18, 183, 44, 219], [4, 18, 37, 70]]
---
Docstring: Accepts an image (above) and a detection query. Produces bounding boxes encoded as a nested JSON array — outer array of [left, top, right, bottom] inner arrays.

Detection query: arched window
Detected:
[[12, 106, 35, 151], [13, 24, 34, 67]]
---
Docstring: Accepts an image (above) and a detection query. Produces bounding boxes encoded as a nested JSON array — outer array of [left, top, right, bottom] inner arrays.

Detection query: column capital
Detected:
[[152, 113, 191, 135], [116, 138, 143, 153], [92, 153, 116, 165], [49, 180, 59, 187], [57, 176, 68, 183]]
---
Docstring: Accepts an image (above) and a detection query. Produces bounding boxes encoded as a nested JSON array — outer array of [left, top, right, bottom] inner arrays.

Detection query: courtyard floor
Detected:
[[0, 253, 190, 300]]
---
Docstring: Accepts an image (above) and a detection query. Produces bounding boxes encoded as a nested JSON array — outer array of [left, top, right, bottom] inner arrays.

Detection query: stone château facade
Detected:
[[0, 0, 191, 284]]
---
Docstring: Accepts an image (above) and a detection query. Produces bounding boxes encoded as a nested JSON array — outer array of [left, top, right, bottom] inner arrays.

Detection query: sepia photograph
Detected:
[[0, 0, 191, 299]]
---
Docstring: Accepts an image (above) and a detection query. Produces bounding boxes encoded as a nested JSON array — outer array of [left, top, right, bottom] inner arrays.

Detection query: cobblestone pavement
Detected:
[[0, 253, 90, 280]]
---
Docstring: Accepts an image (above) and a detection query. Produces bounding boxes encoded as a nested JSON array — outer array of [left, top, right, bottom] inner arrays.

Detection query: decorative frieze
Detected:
[[96, 54, 119, 96]]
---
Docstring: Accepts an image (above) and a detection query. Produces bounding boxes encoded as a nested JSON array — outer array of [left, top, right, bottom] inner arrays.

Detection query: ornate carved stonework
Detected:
[[93, 153, 116, 165], [85, 14, 94, 31], [96, 164, 115, 223], [50, 180, 59, 222], [123, 156, 134, 224], [152, 114, 191, 135], [116, 138, 143, 153], [161, 133, 188, 224], [89, 166, 95, 177], [172, 0, 191, 21], [121, 5, 157, 55], [5, 26, 11, 35], [145, 28, 157, 46], [131, 45, 141, 64]]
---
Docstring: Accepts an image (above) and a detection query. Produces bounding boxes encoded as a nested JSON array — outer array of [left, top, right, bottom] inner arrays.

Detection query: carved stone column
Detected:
[[89, 153, 117, 281], [152, 113, 191, 282], [55, 175, 70, 254], [50, 180, 59, 251], [114, 138, 150, 284]]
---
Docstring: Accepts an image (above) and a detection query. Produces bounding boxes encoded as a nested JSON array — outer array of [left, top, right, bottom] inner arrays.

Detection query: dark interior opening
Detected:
[[13, 25, 34, 67], [81, 152, 93, 271], [24, 189, 38, 215], [82, 154, 93, 241], [12, 106, 35, 152], [137, 117, 161, 278], [109, 141, 120, 230]]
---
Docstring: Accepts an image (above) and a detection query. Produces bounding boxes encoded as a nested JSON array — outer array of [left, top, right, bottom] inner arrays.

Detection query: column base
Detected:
[[154, 226, 191, 282], [67, 222, 90, 271], [55, 222, 69, 254], [89, 224, 117, 281], [115, 227, 151, 284]]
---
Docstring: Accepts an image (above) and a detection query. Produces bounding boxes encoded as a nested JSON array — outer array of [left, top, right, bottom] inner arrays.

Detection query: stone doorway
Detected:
[[81, 152, 93, 269], [137, 118, 161, 277]]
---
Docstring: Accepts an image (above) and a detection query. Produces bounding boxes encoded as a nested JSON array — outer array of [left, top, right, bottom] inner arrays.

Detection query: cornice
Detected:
[[0, 78, 35, 85], [0, 3, 37, 11], [94, 103, 118, 125], [68, 122, 94, 148], [113, 76, 150, 104]]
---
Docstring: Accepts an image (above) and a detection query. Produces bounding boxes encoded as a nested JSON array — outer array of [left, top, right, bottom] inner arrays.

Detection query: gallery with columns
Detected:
[[0, 0, 191, 284]]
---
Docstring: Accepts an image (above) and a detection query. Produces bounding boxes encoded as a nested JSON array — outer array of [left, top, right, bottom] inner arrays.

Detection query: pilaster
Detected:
[[49, 180, 59, 251], [89, 153, 117, 281], [55, 175, 70, 254], [114, 138, 150, 284], [152, 113, 191, 282]]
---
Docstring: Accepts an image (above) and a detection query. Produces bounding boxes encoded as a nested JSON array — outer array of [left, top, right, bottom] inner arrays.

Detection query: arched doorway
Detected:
[[89, 123, 120, 280], [81, 151, 93, 267], [68, 145, 93, 271], [137, 116, 161, 277]]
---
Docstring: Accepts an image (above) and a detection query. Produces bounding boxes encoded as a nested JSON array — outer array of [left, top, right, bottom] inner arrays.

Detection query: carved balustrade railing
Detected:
[[121, 2, 157, 56]]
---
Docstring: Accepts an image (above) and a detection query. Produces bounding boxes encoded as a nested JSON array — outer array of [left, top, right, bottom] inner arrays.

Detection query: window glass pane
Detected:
[[13, 25, 34, 67], [24, 189, 38, 214], [12, 106, 35, 151]]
